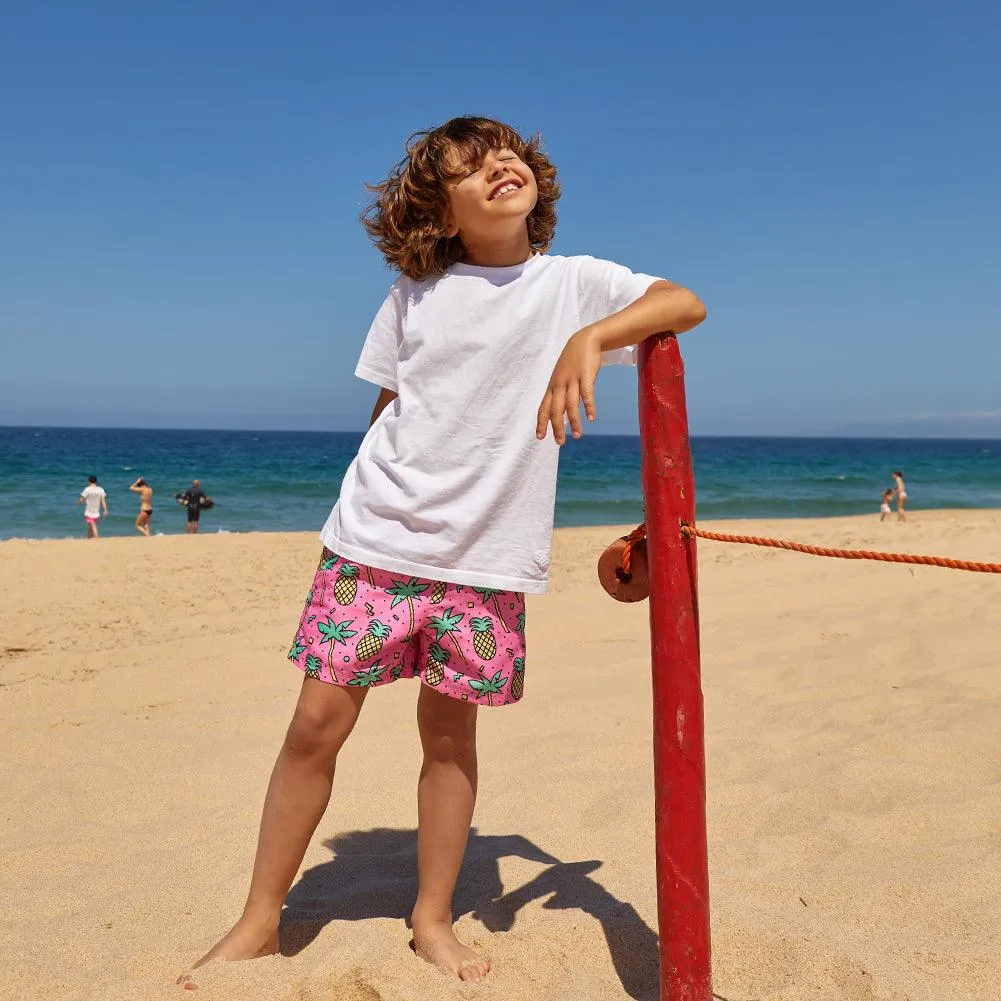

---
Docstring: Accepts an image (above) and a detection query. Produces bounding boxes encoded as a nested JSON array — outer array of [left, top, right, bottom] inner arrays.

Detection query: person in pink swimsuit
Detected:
[[183, 116, 706, 986]]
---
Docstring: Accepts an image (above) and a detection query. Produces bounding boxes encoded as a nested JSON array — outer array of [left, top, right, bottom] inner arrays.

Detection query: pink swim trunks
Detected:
[[288, 549, 527, 706]]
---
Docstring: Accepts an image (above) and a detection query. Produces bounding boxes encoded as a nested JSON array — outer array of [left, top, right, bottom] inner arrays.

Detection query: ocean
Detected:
[[1, 427, 999, 541]]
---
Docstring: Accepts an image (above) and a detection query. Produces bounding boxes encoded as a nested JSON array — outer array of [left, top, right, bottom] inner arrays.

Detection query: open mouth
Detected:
[[488, 179, 523, 201]]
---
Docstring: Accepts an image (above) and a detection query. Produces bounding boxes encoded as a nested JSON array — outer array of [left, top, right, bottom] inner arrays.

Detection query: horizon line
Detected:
[[2, 423, 1000, 442]]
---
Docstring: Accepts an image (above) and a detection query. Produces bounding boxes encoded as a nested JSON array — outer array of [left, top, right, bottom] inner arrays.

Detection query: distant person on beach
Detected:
[[128, 477, 153, 536], [182, 116, 705, 986], [880, 488, 893, 522], [893, 470, 907, 521], [177, 480, 209, 534], [76, 475, 108, 539]]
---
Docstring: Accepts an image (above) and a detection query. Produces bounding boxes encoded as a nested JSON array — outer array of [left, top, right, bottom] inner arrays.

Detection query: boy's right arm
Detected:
[[369, 387, 398, 428]]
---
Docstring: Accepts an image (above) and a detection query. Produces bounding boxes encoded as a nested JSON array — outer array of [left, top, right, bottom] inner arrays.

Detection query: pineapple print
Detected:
[[429, 579, 447, 604], [472, 588, 511, 632], [355, 619, 392, 661], [511, 657, 525, 700], [424, 642, 450, 687], [334, 564, 360, 605], [470, 617, 497, 660]]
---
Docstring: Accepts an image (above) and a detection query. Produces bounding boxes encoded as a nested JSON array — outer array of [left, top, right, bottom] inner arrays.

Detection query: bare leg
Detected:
[[184, 679, 368, 976], [410, 686, 489, 982], [135, 513, 150, 537]]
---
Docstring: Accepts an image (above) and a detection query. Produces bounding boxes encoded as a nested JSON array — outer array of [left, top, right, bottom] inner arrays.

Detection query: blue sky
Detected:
[[2, 1, 999, 436]]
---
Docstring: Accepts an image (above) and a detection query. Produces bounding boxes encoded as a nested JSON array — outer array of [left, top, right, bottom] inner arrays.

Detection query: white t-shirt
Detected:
[[81, 484, 106, 518], [320, 254, 662, 593]]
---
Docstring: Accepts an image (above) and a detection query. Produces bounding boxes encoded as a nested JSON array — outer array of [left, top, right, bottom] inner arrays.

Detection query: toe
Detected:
[[459, 958, 490, 982]]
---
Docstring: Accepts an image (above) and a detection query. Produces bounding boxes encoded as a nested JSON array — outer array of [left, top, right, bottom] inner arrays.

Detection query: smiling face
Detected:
[[444, 146, 539, 245], [363, 116, 560, 278]]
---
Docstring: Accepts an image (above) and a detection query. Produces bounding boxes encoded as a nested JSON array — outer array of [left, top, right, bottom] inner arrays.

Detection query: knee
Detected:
[[284, 702, 347, 760], [418, 703, 477, 763]]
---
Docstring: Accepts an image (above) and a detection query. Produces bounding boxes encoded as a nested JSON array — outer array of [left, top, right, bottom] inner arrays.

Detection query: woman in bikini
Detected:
[[129, 477, 154, 536], [892, 470, 907, 522]]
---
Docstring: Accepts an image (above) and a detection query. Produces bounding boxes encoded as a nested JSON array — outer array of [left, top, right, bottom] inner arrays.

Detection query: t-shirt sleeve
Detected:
[[355, 280, 405, 392], [575, 256, 664, 366]]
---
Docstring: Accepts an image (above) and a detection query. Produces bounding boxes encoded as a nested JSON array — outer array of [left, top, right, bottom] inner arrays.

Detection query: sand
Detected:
[[1, 511, 998, 1001]]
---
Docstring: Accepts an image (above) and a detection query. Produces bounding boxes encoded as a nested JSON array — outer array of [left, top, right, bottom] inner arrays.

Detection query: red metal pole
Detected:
[[638, 334, 712, 1000]]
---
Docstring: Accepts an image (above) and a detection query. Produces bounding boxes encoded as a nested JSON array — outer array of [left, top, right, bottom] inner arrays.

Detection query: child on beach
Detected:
[[185, 116, 705, 985], [880, 488, 893, 521]]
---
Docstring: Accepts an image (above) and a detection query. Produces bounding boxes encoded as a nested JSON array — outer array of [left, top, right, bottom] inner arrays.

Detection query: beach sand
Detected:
[[1, 511, 998, 1000]]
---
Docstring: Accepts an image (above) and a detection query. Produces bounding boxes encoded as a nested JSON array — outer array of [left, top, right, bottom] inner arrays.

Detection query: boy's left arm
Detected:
[[536, 280, 706, 444]]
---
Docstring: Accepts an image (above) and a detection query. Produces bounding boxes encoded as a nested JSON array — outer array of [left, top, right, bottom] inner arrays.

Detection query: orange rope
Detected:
[[619, 524, 648, 578], [679, 523, 1001, 574]]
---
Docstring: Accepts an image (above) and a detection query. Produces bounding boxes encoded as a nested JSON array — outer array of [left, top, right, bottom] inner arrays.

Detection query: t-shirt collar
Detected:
[[447, 254, 542, 281]]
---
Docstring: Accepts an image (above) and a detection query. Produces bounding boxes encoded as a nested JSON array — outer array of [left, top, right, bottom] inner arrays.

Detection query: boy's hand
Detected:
[[536, 328, 602, 445]]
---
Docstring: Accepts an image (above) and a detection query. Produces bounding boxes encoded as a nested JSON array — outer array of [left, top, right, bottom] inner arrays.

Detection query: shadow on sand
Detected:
[[281, 827, 659, 1000]]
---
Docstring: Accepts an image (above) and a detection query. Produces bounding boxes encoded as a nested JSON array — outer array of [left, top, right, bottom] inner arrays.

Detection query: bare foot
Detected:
[[412, 917, 490, 982], [176, 917, 279, 990]]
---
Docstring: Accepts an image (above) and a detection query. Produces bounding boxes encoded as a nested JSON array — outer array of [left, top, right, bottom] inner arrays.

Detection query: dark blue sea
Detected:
[[1, 427, 999, 540]]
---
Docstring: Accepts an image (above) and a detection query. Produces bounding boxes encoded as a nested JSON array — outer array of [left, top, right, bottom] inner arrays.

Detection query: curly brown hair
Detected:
[[362, 116, 560, 281]]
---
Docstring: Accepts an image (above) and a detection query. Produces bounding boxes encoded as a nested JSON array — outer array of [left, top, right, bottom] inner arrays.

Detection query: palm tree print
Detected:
[[385, 577, 430, 639], [348, 661, 386, 687], [317, 618, 358, 647], [515, 611, 526, 634], [287, 636, 306, 663], [472, 587, 510, 632], [469, 669, 508, 706], [428, 607, 467, 662], [317, 617, 359, 672]]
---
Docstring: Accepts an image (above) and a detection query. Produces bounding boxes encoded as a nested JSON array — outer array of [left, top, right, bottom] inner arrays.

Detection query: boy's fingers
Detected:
[[581, 380, 597, 422], [566, 383, 583, 439], [549, 387, 567, 445], [536, 391, 553, 439]]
